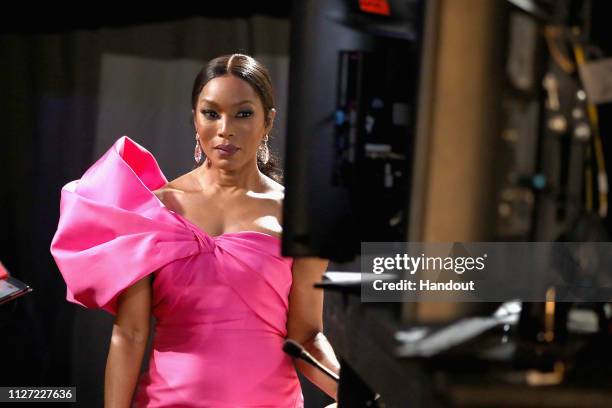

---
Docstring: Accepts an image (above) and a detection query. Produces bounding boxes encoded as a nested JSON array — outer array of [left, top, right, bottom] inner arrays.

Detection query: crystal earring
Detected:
[[258, 134, 270, 164], [194, 133, 203, 163]]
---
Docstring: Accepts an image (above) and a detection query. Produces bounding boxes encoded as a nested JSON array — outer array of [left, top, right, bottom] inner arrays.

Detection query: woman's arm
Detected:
[[287, 257, 340, 400], [104, 275, 152, 408]]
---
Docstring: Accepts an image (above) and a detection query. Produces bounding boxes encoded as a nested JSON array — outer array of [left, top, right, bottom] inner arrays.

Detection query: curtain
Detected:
[[0, 15, 319, 407]]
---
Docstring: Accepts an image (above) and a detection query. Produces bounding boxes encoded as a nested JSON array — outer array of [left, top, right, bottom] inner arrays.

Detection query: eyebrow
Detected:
[[200, 98, 255, 106]]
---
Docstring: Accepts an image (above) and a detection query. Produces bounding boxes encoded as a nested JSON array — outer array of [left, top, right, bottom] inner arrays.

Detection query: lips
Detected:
[[215, 144, 239, 153]]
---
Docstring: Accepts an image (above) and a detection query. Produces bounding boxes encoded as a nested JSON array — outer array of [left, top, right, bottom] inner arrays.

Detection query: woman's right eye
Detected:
[[201, 110, 219, 119]]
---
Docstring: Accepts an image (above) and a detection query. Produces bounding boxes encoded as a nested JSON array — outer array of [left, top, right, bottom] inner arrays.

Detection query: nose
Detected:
[[218, 115, 234, 138]]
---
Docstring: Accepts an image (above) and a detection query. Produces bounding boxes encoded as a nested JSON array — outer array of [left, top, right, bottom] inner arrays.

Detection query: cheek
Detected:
[[196, 120, 217, 134]]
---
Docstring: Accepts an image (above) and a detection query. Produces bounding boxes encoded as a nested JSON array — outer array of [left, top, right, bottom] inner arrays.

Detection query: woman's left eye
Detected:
[[237, 111, 253, 118]]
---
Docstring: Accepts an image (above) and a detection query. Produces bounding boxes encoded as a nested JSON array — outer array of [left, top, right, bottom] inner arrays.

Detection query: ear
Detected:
[[267, 108, 277, 132]]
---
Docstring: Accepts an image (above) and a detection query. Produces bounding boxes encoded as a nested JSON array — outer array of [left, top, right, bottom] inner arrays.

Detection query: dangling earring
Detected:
[[258, 134, 270, 164], [194, 133, 203, 163]]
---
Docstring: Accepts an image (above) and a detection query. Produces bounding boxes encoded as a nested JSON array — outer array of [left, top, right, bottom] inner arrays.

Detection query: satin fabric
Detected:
[[50, 136, 303, 407]]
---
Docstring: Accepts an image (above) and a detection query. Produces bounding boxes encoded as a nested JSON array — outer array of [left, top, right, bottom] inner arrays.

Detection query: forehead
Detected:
[[199, 75, 260, 106]]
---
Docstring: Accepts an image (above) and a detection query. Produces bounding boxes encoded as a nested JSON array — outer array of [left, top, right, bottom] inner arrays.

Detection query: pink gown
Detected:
[[50, 136, 304, 408]]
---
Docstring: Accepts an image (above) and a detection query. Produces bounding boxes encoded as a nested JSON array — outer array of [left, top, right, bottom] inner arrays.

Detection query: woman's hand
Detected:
[[105, 275, 152, 408], [287, 257, 340, 401]]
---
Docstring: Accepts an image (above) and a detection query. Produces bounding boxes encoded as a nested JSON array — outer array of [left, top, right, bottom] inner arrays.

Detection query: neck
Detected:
[[196, 158, 265, 195]]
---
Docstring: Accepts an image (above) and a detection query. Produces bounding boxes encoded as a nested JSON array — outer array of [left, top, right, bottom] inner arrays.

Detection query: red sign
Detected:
[[359, 0, 391, 16], [0, 261, 8, 279]]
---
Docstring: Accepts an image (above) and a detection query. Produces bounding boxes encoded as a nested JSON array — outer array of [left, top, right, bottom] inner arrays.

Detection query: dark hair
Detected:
[[190, 54, 283, 184]]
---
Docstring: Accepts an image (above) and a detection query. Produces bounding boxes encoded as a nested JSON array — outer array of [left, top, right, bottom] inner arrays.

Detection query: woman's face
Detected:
[[193, 74, 273, 170]]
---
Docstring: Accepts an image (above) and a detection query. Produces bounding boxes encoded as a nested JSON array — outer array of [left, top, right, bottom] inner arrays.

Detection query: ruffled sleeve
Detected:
[[50, 136, 204, 316]]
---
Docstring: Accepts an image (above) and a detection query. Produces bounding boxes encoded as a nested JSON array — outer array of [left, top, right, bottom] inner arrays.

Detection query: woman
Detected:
[[51, 54, 340, 407]]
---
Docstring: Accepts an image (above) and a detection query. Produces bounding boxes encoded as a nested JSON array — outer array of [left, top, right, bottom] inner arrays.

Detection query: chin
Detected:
[[208, 158, 241, 170]]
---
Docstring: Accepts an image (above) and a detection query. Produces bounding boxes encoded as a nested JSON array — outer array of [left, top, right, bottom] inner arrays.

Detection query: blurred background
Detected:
[[2, 1, 612, 407]]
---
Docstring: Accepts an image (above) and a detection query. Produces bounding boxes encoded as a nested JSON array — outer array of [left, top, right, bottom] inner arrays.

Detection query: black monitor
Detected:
[[282, 0, 425, 262]]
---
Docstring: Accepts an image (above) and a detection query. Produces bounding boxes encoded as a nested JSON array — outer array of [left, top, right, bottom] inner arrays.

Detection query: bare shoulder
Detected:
[[152, 174, 195, 211], [261, 175, 285, 201], [258, 176, 285, 227]]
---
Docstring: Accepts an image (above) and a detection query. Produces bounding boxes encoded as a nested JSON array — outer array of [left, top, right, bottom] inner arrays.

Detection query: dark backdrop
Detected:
[[0, 7, 329, 408]]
